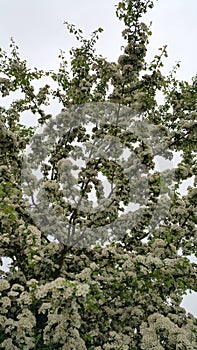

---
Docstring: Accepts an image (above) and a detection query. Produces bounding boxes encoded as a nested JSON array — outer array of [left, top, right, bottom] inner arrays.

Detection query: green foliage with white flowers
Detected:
[[0, 0, 196, 349]]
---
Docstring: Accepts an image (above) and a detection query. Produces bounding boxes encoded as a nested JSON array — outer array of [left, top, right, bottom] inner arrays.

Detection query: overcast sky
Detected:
[[0, 0, 196, 316], [0, 0, 196, 80]]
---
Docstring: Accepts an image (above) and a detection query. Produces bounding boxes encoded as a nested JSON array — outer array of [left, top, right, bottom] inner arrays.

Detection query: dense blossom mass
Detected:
[[0, 0, 197, 349]]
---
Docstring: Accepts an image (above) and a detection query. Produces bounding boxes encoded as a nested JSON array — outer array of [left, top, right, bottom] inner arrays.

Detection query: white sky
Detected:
[[0, 0, 196, 316], [0, 0, 196, 80]]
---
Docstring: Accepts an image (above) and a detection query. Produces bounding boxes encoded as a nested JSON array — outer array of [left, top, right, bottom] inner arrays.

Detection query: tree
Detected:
[[0, 0, 196, 349]]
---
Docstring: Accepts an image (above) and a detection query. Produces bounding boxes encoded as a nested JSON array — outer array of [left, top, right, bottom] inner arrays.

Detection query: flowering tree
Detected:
[[0, 0, 197, 349]]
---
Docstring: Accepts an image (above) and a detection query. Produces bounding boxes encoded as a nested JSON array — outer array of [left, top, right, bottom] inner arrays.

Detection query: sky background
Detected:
[[0, 0, 197, 79], [0, 0, 196, 316]]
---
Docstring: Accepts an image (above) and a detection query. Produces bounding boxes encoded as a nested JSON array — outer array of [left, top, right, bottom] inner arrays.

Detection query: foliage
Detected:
[[0, 0, 197, 349]]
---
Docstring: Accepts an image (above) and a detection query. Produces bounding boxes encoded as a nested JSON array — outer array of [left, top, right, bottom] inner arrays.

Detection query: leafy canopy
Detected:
[[0, 0, 196, 349]]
